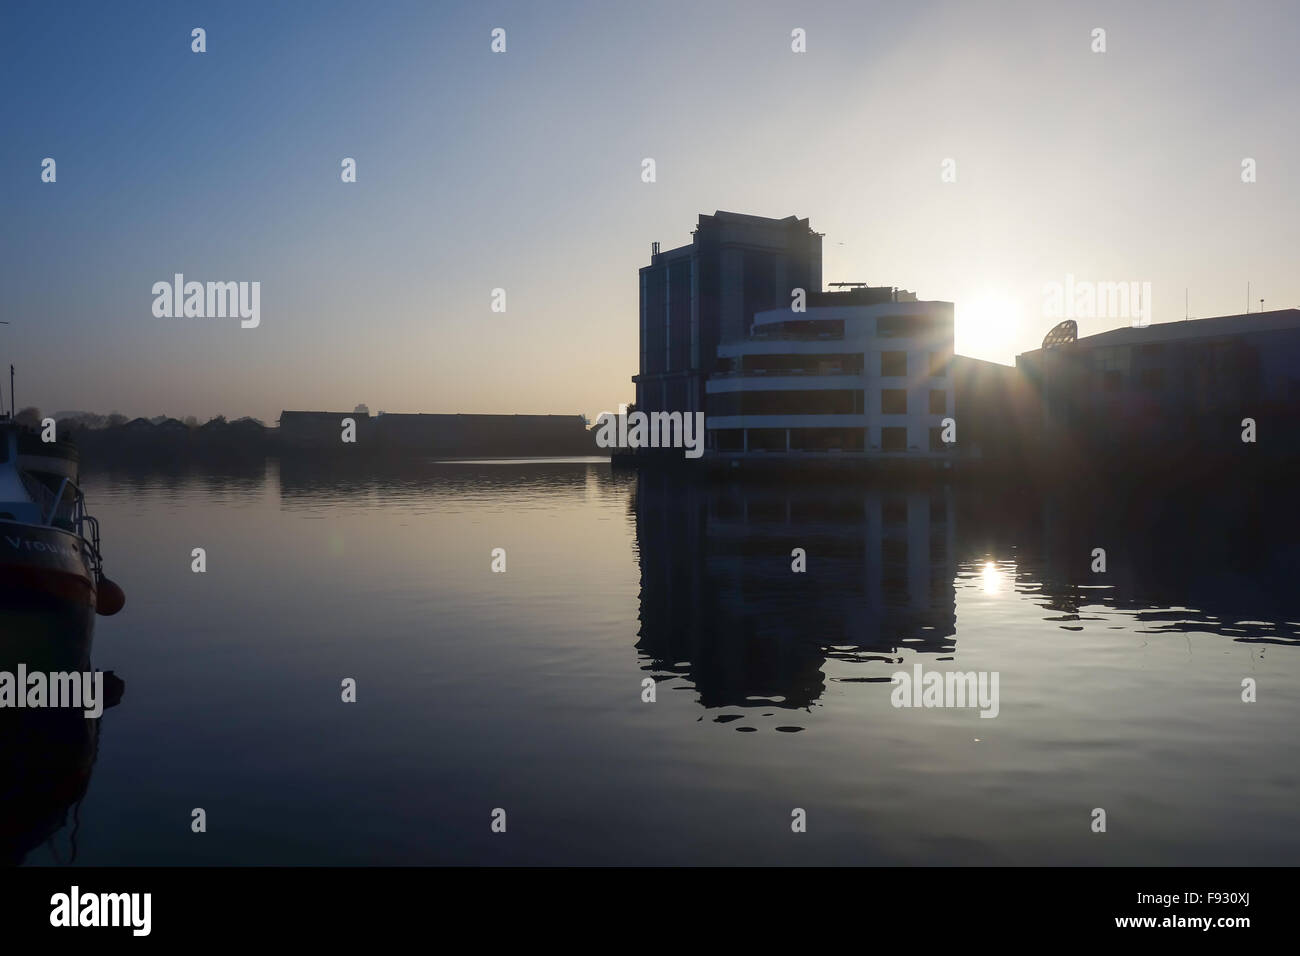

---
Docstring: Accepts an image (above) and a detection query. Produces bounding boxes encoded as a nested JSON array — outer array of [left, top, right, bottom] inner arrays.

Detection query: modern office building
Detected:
[[1015, 308, 1300, 464], [950, 352, 1037, 471], [633, 212, 1300, 473], [634, 211, 823, 420], [702, 287, 957, 460]]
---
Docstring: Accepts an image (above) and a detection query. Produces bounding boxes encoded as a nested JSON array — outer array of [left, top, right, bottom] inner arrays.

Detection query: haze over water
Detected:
[[16, 460, 1298, 866]]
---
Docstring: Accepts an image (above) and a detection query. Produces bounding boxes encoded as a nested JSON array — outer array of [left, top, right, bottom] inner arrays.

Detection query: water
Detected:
[[7, 458, 1299, 865]]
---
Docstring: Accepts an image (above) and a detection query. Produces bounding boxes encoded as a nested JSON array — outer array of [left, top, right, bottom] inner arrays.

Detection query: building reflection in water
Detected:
[[1015, 479, 1300, 647], [275, 455, 633, 509], [634, 473, 957, 715], [635, 472, 1300, 725]]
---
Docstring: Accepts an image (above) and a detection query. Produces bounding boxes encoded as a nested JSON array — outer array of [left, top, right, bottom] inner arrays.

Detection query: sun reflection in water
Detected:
[[982, 561, 1002, 594]]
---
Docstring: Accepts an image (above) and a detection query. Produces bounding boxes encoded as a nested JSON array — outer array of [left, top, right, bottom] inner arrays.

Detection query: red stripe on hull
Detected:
[[0, 563, 96, 609], [0, 520, 97, 610]]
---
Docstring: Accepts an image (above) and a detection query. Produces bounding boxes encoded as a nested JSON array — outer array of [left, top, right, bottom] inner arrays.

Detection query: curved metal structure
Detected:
[[1041, 319, 1077, 349]]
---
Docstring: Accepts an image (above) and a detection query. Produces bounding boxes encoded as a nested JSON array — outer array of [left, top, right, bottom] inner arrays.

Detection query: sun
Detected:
[[958, 289, 1025, 362]]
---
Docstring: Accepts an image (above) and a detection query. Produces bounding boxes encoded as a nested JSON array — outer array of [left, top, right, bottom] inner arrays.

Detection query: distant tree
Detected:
[[354, 404, 370, 415], [14, 406, 41, 428], [149, 415, 167, 425], [205, 415, 227, 426], [56, 412, 106, 430], [106, 413, 129, 427], [182, 416, 199, 428]]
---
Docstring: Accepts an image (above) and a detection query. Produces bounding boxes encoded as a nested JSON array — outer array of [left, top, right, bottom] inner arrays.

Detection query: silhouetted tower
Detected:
[[635, 212, 822, 416]]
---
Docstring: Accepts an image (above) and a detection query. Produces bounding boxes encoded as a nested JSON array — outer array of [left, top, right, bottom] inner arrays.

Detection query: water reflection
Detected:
[[1009, 480, 1300, 646], [54, 458, 1297, 864], [277, 456, 631, 509], [635, 474, 958, 723], [636, 473, 1298, 729], [0, 602, 122, 866]]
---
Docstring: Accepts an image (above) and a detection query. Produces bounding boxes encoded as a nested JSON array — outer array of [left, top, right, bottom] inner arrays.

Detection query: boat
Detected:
[[0, 417, 124, 628]]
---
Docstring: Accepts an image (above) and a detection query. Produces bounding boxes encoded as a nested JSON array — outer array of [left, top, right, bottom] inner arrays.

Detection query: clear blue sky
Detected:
[[3, 0, 1297, 422]]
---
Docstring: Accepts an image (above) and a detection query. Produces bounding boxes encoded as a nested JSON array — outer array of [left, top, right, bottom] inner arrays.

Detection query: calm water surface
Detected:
[[11, 459, 1299, 865]]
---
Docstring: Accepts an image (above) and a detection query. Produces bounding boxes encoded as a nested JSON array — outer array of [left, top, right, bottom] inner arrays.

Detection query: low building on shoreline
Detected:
[[277, 410, 597, 458]]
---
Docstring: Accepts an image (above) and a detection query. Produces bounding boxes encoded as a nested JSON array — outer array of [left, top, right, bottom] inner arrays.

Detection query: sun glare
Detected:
[[982, 561, 1001, 594], [959, 290, 1024, 361]]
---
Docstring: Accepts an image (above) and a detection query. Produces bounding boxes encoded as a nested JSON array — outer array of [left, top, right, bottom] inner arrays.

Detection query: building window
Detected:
[[752, 319, 844, 340], [881, 351, 907, 377], [881, 389, 907, 414], [877, 316, 905, 337], [877, 314, 948, 338], [789, 428, 865, 452], [747, 429, 786, 452], [706, 389, 863, 416], [1139, 367, 1164, 390], [740, 352, 864, 376], [881, 426, 907, 451], [883, 498, 908, 524], [714, 429, 744, 451], [929, 389, 946, 414], [929, 351, 951, 378]]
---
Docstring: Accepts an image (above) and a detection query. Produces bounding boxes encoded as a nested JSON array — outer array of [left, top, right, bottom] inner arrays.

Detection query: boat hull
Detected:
[[0, 520, 98, 615]]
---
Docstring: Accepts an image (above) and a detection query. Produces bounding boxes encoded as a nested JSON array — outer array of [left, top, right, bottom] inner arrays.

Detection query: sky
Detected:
[[3, 0, 1298, 423]]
